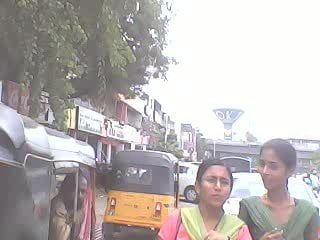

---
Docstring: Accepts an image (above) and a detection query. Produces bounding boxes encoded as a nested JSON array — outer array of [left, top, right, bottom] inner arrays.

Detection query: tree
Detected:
[[155, 130, 184, 159], [246, 131, 258, 142], [0, 0, 87, 128], [71, 0, 174, 114], [0, 0, 173, 128]]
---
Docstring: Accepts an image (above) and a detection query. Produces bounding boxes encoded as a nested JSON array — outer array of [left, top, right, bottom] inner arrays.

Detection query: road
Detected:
[[94, 188, 195, 240]]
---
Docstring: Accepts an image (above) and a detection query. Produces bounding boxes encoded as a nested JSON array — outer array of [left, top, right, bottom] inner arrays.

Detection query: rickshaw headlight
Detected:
[[108, 198, 117, 216], [155, 202, 162, 218]]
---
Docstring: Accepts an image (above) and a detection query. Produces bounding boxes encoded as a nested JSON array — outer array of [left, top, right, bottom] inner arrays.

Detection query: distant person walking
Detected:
[[310, 169, 319, 193]]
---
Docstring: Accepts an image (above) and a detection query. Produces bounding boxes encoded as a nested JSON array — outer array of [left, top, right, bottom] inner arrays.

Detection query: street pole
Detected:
[[164, 115, 168, 145]]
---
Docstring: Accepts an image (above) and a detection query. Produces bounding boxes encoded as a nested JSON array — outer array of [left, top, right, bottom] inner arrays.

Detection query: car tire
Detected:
[[184, 186, 198, 203]]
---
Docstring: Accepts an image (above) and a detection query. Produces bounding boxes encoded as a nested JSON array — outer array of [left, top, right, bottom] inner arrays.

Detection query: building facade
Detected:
[[180, 123, 197, 161]]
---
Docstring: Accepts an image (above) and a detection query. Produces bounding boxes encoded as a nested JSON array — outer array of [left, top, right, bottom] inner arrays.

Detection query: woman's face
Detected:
[[196, 165, 232, 208], [258, 148, 291, 191]]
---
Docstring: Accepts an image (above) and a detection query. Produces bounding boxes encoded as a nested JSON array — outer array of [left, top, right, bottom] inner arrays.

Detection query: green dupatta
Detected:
[[241, 196, 317, 240], [181, 207, 245, 240]]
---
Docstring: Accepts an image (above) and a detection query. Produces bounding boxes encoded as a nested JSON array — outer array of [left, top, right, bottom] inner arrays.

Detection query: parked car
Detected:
[[179, 162, 200, 202], [224, 172, 320, 215], [224, 173, 265, 215]]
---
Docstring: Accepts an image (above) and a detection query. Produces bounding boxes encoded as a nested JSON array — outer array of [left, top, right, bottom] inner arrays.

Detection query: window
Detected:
[[25, 155, 53, 240], [111, 164, 173, 195], [179, 166, 189, 174], [115, 166, 152, 185]]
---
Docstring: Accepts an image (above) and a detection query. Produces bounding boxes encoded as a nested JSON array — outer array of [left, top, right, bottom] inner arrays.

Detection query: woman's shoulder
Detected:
[[295, 198, 318, 212], [224, 214, 245, 226], [240, 196, 260, 205], [166, 209, 181, 220]]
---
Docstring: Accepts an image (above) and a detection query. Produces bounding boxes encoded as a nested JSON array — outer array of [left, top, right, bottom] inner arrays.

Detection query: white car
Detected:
[[179, 162, 200, 202], [224, 172, 320, 215], [224, 173, 266, 215]]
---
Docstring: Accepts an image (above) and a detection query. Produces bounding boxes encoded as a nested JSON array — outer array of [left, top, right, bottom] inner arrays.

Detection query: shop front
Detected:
[[100, 119, 147, 164], [66, 106, 147, 167], [66, 105, 107, 160]]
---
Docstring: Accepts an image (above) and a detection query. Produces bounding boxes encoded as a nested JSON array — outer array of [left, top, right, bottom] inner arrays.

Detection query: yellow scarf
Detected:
[[181, 207, 244, 240]]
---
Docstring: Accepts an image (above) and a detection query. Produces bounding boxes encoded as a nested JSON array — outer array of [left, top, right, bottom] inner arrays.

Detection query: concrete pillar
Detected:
[[107, 144, 112, 164], [131, 143, 135, 150], [96, 141, 103, 162]]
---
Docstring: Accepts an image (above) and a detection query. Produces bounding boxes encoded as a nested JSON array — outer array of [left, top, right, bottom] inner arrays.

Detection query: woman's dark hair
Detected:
[[196, 159, 234, 190], [260, 138, 297, 170], [60, 172, 87, 196]]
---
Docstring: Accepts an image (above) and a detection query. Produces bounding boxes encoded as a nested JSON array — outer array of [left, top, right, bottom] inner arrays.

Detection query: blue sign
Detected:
[[213, 108, 244, 125]]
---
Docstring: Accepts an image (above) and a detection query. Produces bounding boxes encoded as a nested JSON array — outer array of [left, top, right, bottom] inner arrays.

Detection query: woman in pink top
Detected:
[[158, 160, 252, 240]]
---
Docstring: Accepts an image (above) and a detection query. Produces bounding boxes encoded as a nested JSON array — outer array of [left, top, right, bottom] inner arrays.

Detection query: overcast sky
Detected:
[[145, 0, 320, 142]]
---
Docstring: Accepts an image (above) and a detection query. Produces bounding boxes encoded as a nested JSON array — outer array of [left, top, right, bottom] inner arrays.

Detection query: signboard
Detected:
[[77, 106, 105, 136], [106, 119, 143, 144], [213, 108, 244, 125], [106, 119, 125, 141], [213, 108, 244, 141], [181, 124, 193, 132], [123, 124, 141, 143], [6, 81, 30, 115]]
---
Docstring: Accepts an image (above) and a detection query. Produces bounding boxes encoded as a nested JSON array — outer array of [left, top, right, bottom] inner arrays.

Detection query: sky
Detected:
[[145, 0, 320, 142]]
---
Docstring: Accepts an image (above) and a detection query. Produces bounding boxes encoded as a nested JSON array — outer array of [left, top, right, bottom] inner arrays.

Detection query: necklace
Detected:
[[262, 193, 295, 209]]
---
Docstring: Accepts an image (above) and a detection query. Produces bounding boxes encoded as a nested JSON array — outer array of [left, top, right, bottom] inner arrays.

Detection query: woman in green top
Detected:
[[239, 139, 318, 240]]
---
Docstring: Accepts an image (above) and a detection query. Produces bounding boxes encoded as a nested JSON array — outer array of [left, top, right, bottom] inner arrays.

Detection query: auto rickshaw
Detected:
[[102, 150, 179, 239], [0, 103, 96, 240]]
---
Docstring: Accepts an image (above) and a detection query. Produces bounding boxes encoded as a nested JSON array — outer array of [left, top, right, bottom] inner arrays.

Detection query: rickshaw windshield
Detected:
[[111, 164, 174, 195]]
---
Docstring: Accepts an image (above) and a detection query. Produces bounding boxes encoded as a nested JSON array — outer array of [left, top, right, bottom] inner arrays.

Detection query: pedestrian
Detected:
[[310, 169, 319, 193], [303, 173, 312, 186], [158, 160, 252, 240], [49, 173, 88, 240], [239, 139, 318, 240]]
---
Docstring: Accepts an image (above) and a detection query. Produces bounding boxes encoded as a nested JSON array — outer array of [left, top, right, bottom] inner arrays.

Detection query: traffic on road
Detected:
[[1, 108, 320, 240]]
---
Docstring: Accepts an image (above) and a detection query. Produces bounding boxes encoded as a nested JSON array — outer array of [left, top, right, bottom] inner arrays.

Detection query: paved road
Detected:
[[94, 188, 195, 240]]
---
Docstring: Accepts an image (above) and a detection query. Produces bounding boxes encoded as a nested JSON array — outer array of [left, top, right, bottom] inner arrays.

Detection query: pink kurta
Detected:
[[158, 211, 252, 240]]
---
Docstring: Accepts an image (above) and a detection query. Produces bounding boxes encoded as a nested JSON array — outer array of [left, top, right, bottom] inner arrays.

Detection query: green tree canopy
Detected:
[[155, 130, 184, 159], [0, 0, 173, 128]]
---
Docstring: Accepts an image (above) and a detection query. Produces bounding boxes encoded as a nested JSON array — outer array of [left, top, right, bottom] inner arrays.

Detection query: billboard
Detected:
[[213, 108, 244, 125], [213, 108, 244, 140]]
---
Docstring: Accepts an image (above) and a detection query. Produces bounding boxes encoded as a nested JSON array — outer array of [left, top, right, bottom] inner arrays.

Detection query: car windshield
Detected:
[[111, 164, 174, 195]]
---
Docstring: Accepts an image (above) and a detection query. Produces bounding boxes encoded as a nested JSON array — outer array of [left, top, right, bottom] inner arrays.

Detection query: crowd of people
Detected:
[[158, 138, 319, 240]]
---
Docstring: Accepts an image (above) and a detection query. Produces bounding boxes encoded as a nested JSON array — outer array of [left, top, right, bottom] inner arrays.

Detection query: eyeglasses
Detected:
[[202, 177, 230, 187], [258, 159, 279, 171]]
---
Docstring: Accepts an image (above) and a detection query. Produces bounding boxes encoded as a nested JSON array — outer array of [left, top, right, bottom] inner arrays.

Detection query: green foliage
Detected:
[[246, 131, 258, 142], [0, 0, 173, 128], [155, 131, 184, 159]]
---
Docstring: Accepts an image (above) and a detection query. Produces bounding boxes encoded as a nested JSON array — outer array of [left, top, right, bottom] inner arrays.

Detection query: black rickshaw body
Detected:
[[0, 103, 96, 240]]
